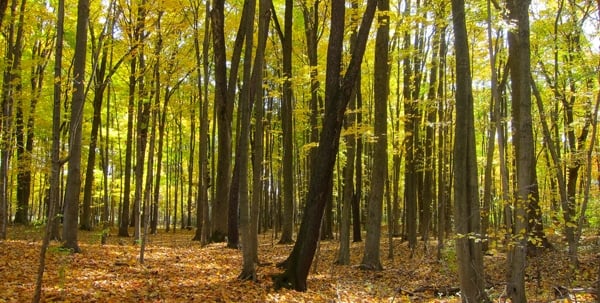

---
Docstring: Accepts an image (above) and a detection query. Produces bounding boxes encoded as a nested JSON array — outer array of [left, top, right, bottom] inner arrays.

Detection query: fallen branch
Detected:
[[413, 285, 461, 297]]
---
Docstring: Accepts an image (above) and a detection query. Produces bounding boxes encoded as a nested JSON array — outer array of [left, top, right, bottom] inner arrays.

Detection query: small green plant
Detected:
[[439, 241, 458, 275]]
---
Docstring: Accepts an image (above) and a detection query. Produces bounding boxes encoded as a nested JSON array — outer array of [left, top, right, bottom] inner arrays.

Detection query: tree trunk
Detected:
[[482, 0, 501, 251], [0, 0, 25, 238], [132, 0, 148, 242], [352, 76, 363, 243], [402, 0, 417, 249], [273, 0, 376, 291], [506, 0, 533, 301], [210, 0, 248, 242], [141, 14, 163, 262], [451, 0, 490, 301], [49, 0, 66, 241], [235, 0, 255, 270], [192, 0, 211, 244], [63, 0, 90, 253], [33, 0, 66, 299], [360, 0, 389, 271], [118, 0, 142, 238], [228, 0, 256, 249], [241, 0, 269, 280], [278, 0, 295, 245], [81, 31, 110, 231], [12, 0, 30, 226]]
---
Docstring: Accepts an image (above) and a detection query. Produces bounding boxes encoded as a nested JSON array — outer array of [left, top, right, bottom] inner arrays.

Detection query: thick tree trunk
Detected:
[[360, 0, 389, 271], [211, 0, 246, 242], [273, 0, 376, 291], [451, 0, 490, 301]]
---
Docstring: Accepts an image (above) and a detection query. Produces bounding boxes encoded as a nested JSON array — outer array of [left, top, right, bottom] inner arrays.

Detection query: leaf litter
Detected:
[[1, 226, 598, 302]]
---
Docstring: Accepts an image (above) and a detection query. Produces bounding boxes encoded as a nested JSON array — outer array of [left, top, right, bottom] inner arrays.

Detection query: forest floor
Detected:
[[0, 226, 598, 302]]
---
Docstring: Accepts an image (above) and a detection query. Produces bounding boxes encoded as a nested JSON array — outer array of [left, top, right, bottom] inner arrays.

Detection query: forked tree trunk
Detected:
[[241, 0, 269, 279], [228, 0, 256, 249], [210, 0, 247, 242]]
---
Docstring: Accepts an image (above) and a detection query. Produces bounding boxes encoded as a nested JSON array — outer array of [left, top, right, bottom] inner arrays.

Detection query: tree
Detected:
[[62, 0, 91, 253], [33, 0, 66, 299], [15, 14, 53, 226], [132, 0, 149, 242], [190, 0, 211, 244], [240, 0, 269, 280], [0, 0, 8, 28], [118, 0, 142, 238], [0, 0, 27, 240], [274, 0, 377, 291], [276, 0, 295, 245], [402, 0, 418, 249], [360, 0, 389, 271], [227, 0, 255, 249], [81, 3, 125, 230], [506, 0, 533, 301], [211, 0, 246, 243], [450, 0, 490, 301], [7, 0, 26, 226]]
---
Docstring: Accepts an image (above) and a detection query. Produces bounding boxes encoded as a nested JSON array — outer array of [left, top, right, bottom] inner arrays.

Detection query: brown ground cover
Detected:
[[0, 226, 597, 302]]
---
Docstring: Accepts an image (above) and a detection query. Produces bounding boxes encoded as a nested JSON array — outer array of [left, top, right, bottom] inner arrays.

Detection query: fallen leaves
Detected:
[[0, 226, 598, 302]]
